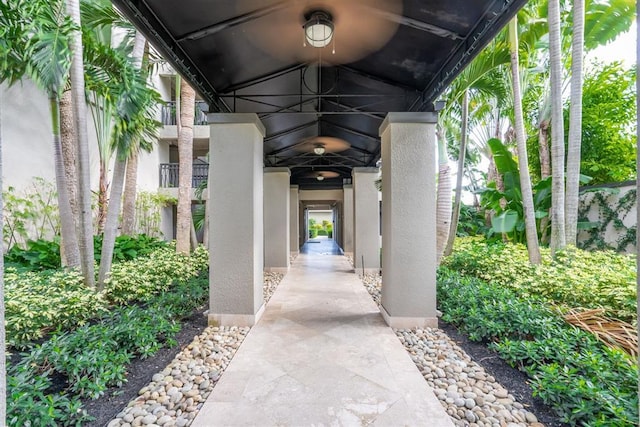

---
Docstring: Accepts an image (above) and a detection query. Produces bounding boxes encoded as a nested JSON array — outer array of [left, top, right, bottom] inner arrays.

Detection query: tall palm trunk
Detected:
[[548, 0, 566, 254], [122, 150, 139, 235], [565, 0, 585, 246], [121, 32, 146, 236], [66, 0, 95, 287], [97, 147, 127, 289], [435, 123, 452, 264], [176, 78, 195, 254], [50, 94, 81, 267], [444, 89, 469, 257], [60, 89, 78, 220], [538, 120, 551, 179], [509, 17, 541, 264], [59, 88, 79, 266]]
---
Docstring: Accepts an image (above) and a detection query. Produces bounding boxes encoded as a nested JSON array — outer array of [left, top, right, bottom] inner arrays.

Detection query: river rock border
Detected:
[[361, 273, 544, 427], [107, 272, 283, 427]]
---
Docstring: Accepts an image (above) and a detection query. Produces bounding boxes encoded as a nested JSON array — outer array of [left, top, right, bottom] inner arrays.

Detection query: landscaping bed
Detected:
[[439, 239, 638, 426], [5, 245, 210, 426]]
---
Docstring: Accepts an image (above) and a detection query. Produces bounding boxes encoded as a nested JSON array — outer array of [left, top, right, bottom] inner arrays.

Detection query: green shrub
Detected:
[[7, 270, 209, 426], [4, 245, 208, 347], [5, 238, 61, 270], [443, 237, 637, 322], [104, 245, 208, 305], [4, 268, 108, 348], [309, 229, 318, 238], [94, 234, 169, 263], [438, 268, 639, 425], [317, 229, 328, 236]]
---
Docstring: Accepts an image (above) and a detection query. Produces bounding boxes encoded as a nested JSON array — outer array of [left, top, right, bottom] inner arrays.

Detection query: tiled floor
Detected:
[[192, 240, 453, 426]]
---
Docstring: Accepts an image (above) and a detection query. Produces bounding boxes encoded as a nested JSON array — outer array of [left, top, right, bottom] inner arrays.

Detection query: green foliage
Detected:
[[7, 364, 90, 427], [134, 191, 176, 237], [94, 233, 168, 263], [5, 237, 61, 270], [479, 139, 552, 242], [7, 271, 209, 426], [2, 178, 60, 250], [104, 245, 209, 305], [5, 233, 168, 271], [456, 204, 490, 237], [573, 62, 636, 184], [317, 229, 328, 236], [4, 267, 108, 348], [443, 238, 637, 322], [438, 268, 638, 425], [4, 245, 208, 347]]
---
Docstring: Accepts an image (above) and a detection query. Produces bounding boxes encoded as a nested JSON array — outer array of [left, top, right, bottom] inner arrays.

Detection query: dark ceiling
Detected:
[[112, 0, 527, 189]]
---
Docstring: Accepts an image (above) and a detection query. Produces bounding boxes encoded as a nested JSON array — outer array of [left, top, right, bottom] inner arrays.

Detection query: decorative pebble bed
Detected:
[[107, 272, 283, 427], [361, 273, 544, 427]]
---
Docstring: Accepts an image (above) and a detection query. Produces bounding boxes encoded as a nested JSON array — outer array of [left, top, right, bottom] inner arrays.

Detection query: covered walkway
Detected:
[[192, 245, 453, 426]]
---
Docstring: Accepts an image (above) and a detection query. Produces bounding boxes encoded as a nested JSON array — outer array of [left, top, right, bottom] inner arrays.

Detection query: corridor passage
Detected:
[[192, 241, 453, 426]]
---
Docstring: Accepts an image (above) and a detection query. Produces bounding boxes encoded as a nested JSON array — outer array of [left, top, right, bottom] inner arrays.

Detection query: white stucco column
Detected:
[[264, 168, 291, 272], [379, 112, 438, 328], [352, 167, 380, 273], [208, 113, 265, 327], [342, 184, 354, 258], [289, 185, 300, 257]]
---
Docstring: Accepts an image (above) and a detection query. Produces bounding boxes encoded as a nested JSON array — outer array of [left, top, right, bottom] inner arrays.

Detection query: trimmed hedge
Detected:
[[442, 237, 637, 322], [438, 268, 638, 425]]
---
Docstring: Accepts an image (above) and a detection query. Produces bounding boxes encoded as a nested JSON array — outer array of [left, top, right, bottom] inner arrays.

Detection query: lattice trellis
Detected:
[[578, 187, 637, 252]]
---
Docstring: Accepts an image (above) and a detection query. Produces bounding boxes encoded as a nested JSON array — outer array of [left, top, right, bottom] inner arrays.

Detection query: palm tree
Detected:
[[66, 0, 95, 286], [122, 31, 147, 236], [0, 0, 82, 269], [548, 0, 567, 254], [442, 42, 511, 255], [176, 77, 195, 254], [509, 16, 541, 264], [565, 0, 585, 246], [88, 38, 161, 288], [444, 89, 469, 256]]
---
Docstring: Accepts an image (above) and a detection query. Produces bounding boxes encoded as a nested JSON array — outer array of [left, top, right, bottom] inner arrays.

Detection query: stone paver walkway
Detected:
[[192, 240, 453, 426]]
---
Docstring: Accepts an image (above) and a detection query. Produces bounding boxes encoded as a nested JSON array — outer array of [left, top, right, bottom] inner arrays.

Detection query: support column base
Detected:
[[264, 266, 289, 274], [207, 304, 265, 327], [380, 305, 438, 329], [355, 267, 381, 275]]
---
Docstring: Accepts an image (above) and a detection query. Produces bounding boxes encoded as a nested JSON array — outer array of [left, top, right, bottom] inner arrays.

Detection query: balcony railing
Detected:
[[159, 163, 208, 188], [160, 101, 208, 126]]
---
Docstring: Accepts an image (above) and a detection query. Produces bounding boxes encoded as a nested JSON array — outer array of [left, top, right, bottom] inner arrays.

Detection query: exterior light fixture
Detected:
[[303, 11, 335, 52], [313, 143, 326, 155], [316, 174, 325, 181]]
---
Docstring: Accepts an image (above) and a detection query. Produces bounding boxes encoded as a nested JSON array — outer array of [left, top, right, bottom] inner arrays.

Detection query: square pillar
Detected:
[[379, 112, 438, 328], [264, 168, 291, 272], [289, 185, 300, 257], [208, 113, 265, 327], [343, 184, 354, 257], [352, 167, 380, 273]]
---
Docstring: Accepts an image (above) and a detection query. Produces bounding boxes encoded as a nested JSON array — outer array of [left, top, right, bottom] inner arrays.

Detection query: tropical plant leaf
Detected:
[[491, 210, 519, 233]]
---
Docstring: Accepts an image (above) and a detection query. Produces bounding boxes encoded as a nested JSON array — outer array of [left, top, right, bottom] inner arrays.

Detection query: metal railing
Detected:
[[159, 163, 209, 188], [160, 101, 208, 126]]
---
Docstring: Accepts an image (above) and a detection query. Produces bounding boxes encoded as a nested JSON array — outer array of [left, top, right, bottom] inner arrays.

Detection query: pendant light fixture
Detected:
[[303, 10, 335, 53]]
